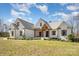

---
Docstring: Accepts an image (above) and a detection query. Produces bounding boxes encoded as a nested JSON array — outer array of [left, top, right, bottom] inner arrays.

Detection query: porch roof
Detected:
[[49, 21, 62, 29]]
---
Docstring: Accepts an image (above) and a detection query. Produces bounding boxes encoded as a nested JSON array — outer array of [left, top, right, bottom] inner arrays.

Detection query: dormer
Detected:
[[35, 18, 50, 29], [16, 22, 20, 26]]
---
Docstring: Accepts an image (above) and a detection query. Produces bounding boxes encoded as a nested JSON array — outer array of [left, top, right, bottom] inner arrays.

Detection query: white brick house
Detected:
[[34, 18, 71, 40], [9, 18, 71, 40], [9, 18, 34, 38]]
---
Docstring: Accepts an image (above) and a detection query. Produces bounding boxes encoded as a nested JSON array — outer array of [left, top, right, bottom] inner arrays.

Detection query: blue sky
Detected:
[[0, 3, 79, 24]]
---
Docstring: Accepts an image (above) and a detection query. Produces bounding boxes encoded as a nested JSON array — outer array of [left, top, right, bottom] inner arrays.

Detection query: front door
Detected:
[[46, 31, 49, 37], [39, 32, 42, 37]]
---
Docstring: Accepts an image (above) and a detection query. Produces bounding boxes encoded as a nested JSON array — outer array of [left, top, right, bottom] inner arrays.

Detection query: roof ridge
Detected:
[[16, 18, 34, 30], [17, 18, 34, 25]]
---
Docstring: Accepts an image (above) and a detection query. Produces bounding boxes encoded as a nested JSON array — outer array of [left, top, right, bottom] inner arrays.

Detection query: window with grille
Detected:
[[40, 23, 42, 26], [20, 31, 22, 36], [11, 31, 14, 36], [61, 30, 67, 36], [52, 31, 56, 35]]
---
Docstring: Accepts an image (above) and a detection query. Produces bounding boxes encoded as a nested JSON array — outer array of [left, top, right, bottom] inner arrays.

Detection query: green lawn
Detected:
[[0, 40, 79, 56]]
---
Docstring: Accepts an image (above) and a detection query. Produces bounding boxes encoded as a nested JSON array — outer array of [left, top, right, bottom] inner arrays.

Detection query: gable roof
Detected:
[[11, 18, 70, 30], [10, 23, 19, 29], [34, 18, 51, 29], [49, 21, 62, 29], [49, 21, 70, 29], [16, 18, 34, 30], [11, 18, 34, 30], [34, 18, 70, 30]]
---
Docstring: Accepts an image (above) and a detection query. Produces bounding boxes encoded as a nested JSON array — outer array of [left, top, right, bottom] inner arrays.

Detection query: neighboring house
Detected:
[[9, 18, 34, 38], [0, 19, 8, 32], [0, 23, 8, 32], [2, 24, 9, 32], [9, 18, 71, 40], [34, 18, 71, 40]]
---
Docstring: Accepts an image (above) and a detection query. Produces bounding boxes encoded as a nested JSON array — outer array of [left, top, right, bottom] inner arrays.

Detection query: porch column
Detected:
[[34, 29, 36, 37], [43, 31, 45, 37]]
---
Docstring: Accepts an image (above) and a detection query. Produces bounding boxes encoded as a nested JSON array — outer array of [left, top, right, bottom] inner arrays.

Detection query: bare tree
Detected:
[[68, 15, 75, 34], [74, 14, 79, 36], [0, 18, 4, 32]]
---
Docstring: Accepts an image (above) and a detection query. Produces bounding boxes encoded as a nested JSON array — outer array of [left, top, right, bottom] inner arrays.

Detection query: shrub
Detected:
[[74, 38, 79, 42], [22, 35, 26, 40], [67, 34, 74, 42], [48, 38, 60, 41], [0, 32, 9, 37], [22, 35, 33, 40]]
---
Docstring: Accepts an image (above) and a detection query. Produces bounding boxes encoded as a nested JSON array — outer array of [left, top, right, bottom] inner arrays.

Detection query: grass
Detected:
[[0, 39, 79, 56]]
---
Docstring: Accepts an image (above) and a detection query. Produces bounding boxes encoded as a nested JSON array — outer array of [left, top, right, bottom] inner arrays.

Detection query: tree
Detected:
[[74, 14, 79, 37], [68, 15, 75, 34], [68, 14, 79, 37], [0, 18, 3, 32], [68, 34, 74, 42]]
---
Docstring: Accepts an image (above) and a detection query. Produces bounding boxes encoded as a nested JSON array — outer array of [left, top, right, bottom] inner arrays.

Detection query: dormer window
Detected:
[[17, 22, 20, 26], [52, 31, 56, 35], [40, 23, 42, 26]]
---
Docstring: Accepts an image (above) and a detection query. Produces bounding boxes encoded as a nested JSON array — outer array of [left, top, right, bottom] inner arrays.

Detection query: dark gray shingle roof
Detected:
[[16, 18, 34, 30]]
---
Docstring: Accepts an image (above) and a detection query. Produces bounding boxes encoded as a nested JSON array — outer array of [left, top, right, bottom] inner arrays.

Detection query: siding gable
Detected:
[[35, 18, 51, 29]]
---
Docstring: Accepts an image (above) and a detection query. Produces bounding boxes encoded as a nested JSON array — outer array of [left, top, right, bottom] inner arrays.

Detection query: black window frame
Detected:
[[20, 31, 22, 36], [61, 30, 67, 36], [52, 31, 56, 35], [17, 22, 20, 26], [11, 31, 14, 36], [40, 23, 42, 26]]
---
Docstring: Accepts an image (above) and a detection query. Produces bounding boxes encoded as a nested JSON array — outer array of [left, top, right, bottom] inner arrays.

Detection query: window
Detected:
[[11, 31, 14, 36], [40, 23, 42, 26], [20, 31, 22, 36], [46, 31, 49, 37], [39, 32, 42, 37], [52, 31, 56, 35], [17, 22, 20, 26], [61, 30, 67, 36]]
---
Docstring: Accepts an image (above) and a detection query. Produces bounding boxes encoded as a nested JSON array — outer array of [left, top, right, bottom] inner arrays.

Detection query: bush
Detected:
[[47, 38, 60, 41], [22, 35, 26, 40], [22, 35, 33, 40], [0, 32, 9, 37], [73, 38, 79, 42], [68, 34, 74, 42]]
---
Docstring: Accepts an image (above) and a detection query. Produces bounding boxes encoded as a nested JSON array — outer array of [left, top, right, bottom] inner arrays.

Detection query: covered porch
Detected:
[[34, 24, 51, 37]]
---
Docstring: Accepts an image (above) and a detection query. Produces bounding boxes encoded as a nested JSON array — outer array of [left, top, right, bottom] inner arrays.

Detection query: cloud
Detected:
[[11, 9, 25, 17], [67, 5, 79, 11], [35, 4, 49, 15], [52, 12, 68, 17], [48, 12, 70, 21], [8, 18, 14, 23], [7, 18, 15, 25], [10, 3, 34, 14], [10, 3, 36, 23], [71, 11, 79, 16], [10, 9, 33, 23], [51, 12, 70, 21], [11, 3, 49, 15], [26, 18, 33, 23], [17, 3, 32, 14], [11, 9, 19, 17]]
